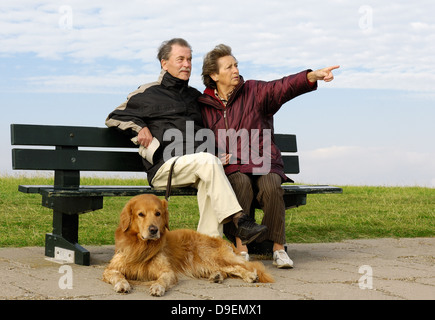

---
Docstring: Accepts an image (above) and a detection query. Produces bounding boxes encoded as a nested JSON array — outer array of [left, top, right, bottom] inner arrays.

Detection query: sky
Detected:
[[1, 0, 434, 187]]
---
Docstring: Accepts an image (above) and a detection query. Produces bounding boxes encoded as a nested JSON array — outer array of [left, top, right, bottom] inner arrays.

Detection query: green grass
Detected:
[[283, 185, 434, 242], [1, 175, 434, 247]]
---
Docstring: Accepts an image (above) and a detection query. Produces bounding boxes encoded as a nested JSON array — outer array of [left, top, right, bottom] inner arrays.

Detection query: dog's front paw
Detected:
[[114, 279, 131, 293], [149, 283, 166, 297], [209, 272, 224, 284]]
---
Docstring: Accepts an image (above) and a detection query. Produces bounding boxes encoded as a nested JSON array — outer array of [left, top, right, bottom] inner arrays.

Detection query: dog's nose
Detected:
[[149, 225, 158, 235]]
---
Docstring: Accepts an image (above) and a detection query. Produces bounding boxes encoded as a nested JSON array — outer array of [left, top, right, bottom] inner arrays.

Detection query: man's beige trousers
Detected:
[[151, 152, 242, 237]]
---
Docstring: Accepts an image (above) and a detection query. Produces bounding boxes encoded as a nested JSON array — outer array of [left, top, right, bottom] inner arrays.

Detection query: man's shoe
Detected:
[[235, 215, 268, 245], [273, 249, 294, 269]]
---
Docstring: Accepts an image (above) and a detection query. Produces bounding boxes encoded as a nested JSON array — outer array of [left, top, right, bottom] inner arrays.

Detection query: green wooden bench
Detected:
[[11, 124, 342, 265]]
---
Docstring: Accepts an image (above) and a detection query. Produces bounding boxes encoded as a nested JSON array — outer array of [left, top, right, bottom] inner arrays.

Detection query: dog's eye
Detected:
[[155, 212, 161, 217], [138, 212, 145, 217]]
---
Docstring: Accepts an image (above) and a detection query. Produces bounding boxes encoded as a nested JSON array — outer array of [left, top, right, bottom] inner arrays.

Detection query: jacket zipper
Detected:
[[223, 109, 229, 130], [223, 108, 231, 156]]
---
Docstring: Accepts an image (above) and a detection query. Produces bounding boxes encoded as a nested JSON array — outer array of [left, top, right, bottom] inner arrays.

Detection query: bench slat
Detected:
[[11, 125, 298, 152], [282, 155, 299, 174], [11, 124, 135, 148], [282, 185, 342, 194], [274, 134, 297, 152], [44, 186, 197, 197], [18, 184, 341, 197], [12, 148, 300, 174], [12, 149, 145, 172]]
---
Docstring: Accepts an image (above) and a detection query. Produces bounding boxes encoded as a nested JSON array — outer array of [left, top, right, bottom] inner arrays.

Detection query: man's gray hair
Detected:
[[157, 38, 192, 64]]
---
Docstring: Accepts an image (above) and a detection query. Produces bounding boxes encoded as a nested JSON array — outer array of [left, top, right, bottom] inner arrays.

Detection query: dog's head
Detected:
[[119, 194, 169, 241]]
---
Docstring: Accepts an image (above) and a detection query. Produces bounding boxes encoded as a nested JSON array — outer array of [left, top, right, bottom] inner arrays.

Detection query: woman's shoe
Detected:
[[273, 249, 294, 269]]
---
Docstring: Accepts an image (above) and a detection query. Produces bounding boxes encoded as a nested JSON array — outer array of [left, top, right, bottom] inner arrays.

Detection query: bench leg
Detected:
[[45, 211, 90, 266]]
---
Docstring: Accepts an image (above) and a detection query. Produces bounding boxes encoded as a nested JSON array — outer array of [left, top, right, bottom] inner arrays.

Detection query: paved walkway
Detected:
[[0, 238, 433, 300]]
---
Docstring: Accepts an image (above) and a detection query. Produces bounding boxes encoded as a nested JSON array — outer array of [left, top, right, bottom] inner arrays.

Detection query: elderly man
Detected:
[[106, 38, 266, 243]]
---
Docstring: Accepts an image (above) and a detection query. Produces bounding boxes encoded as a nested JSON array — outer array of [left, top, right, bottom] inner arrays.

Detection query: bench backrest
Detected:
[[11, 124, 299, 187]]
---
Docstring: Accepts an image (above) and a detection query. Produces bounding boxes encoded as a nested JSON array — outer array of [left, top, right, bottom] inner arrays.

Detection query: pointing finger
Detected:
[[327, 65, 340, 71]]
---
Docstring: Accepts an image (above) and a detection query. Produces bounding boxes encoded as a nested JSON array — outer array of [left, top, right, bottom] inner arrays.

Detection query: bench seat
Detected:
[[19, 184, 342, 197]]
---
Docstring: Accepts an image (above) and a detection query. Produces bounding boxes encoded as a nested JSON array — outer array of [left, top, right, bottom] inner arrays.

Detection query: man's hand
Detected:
[[307, 65, 340, 83], [137, 127, 153, 147], [219, 153, 232, 166]]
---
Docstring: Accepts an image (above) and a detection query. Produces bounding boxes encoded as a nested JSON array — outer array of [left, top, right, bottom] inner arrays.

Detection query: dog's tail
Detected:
[[248, 261, 275, 283]]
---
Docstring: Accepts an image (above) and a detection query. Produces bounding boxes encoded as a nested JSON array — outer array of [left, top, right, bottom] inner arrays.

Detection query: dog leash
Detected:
[[165, 157, 180, 201]]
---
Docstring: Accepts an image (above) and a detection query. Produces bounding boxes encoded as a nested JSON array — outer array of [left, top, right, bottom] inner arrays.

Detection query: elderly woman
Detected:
[[198, 44, 338, 268]]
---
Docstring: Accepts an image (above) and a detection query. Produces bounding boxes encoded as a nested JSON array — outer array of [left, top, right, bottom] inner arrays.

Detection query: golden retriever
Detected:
[[103, 194, 274, 296]]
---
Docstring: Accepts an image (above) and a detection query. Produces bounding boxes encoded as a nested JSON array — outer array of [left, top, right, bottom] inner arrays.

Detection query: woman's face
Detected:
[[212, 55, 240, 90]]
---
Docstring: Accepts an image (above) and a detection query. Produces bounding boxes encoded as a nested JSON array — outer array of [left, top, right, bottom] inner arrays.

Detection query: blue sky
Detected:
[[1, 0, 434, 187]]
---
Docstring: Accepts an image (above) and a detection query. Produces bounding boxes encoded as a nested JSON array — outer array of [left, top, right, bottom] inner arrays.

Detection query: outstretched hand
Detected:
[[307, 65, 340, 83]]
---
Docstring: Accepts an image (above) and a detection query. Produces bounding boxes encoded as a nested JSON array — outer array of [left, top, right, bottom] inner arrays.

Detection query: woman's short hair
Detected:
[[157, 38, 192, 63], [202, 44, 234, 89]]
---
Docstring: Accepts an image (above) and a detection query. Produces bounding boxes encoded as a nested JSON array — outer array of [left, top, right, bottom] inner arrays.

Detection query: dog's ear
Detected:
[[161, 199, 170, 231], [119, 201, 132, 232]]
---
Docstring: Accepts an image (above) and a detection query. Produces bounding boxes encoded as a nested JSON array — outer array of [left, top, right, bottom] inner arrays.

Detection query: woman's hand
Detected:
[[307, 65, 340, 83]]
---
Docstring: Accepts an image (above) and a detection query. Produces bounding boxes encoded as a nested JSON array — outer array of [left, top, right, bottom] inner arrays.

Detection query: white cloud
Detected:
[[24, 68, 155, 94], [1, 1, 434, 93], [295, 146, 435, 187]]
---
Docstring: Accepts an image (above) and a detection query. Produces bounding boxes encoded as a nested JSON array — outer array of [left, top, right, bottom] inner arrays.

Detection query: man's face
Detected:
[[161, 44, 192, 81]]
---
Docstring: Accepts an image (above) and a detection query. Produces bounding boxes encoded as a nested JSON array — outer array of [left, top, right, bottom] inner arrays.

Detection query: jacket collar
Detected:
[[203, 76, 245, 107], [158, 69, 190, 89]]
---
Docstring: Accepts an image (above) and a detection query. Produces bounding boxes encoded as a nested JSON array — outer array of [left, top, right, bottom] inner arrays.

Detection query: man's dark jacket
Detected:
[[106, 70, 202, 184]]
